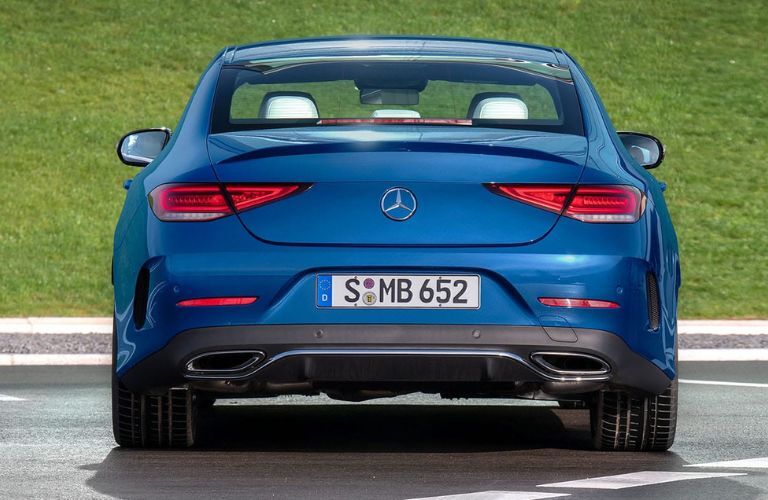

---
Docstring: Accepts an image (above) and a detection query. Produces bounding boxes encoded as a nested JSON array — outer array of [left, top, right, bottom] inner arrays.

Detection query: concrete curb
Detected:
[[0, 317, 112, 334], [678, 320, 768, 335], [1, 318, 767, 335]]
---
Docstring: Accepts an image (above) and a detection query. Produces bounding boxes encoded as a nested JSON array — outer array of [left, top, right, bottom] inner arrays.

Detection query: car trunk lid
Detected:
[[208, 128, 587, 246]]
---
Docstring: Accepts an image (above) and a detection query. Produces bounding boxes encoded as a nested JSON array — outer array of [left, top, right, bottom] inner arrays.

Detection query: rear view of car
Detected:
[[112, 37, 679, 451]]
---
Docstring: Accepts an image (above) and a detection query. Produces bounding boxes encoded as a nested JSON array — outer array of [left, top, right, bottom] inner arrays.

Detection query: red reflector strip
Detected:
[[538, 297, 620, 309], [177, 297, 259, 307]]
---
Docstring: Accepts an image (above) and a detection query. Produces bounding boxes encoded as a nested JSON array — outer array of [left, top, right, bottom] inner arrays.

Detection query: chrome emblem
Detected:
[[381, 187, 417, 221]]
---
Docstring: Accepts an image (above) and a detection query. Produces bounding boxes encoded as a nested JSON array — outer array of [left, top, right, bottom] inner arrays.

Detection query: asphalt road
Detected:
[[0, 363, 766, 499]]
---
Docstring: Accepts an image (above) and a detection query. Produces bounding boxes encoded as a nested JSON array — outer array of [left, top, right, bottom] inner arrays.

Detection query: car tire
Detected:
[[111, 317, 197, 448], [589, 378, 677, 451]]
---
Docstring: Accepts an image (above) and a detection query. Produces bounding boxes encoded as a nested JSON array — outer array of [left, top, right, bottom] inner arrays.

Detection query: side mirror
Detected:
[[116, 128, 171, 166], [618, 132, 665, 169]]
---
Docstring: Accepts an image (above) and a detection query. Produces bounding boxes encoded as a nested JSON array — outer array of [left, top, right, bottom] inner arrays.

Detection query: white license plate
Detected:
[[316, 274, 480, 309]]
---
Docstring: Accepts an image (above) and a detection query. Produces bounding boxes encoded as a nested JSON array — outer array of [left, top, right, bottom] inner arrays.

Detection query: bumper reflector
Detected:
[[538, 297, 620, 309], [177, 297, 259, 307]]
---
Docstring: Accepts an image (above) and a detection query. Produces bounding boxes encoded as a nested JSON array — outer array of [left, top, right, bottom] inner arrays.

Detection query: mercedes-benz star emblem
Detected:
[[381, 187, 417, 221]]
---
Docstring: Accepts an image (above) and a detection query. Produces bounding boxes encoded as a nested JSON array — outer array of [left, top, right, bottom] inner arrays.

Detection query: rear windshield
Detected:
[[211, 57, 583, 135]]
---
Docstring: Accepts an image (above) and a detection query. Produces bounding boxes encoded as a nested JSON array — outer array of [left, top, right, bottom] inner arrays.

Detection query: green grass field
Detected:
[[0, 0, 766, 317]]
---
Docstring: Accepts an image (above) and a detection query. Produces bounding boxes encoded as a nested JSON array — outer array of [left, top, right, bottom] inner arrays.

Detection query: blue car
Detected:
[[112, 36, 679, 450]]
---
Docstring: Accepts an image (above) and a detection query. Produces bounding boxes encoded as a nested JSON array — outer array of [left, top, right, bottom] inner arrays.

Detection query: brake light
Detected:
[[566, 186, 643, 223], [177, 297, 259, 307], [489, 185, 572, 213], [149, 183, 308, 221], [486, 184, 643, 223], [539, 297, 620, 309], [225, 185, 304, 212]]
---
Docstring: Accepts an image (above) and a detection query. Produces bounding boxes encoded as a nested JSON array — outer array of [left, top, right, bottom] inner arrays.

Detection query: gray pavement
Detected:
[[2, 333, 768, 354], [0, 333, 111, 354], [0, 363, 767, 499]]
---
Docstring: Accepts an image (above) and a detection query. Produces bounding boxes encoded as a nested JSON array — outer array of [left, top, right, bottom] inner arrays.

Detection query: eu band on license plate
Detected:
[[316, 274, 480, 309]]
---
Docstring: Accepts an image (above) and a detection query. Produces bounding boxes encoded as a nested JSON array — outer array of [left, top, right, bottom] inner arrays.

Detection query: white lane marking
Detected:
[[679, 320, 768, 335], [407, 492, 569, 500], [686, 457, 768, 469], [538, 471, 744, 490], [680, 379, 768, 388], [0, 394, 26, 401], [0, 354, 111, 366], [679, 349, 768, 361]]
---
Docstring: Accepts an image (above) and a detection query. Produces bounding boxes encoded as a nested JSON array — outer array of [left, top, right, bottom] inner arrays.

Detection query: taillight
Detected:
[[148, 183, 308, 221], [226, 185, 305, 212], [149, 185, 230, 221], [566, 186, 643, 223], [486, 184, 644, 223]]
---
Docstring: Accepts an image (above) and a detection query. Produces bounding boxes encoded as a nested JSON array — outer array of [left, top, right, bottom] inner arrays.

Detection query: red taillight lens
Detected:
[[486, 184, 644, 223], [177, 297, 259, 307], [566, 186, 643, 223], [225, 184, 303, 212], [150, 185, 232, 221], [149, 183, 308, 221], [539, 297, 620, 309], [490, 185, 572, 213]]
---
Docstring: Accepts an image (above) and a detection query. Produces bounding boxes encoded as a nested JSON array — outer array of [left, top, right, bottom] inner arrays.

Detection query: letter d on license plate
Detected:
[[316, 274, 480, 309]]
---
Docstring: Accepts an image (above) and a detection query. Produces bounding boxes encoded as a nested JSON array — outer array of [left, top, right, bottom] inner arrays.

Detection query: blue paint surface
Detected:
[[113, 37, 679, 382]]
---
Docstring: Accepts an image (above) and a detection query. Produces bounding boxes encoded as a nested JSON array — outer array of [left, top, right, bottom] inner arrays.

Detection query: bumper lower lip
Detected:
[[119, 324, 672, 396], [184, 348, 611, 382]]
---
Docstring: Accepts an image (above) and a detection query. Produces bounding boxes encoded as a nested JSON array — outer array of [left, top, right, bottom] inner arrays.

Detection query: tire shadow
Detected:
[[82, 403, 708, 499], [195, 403, 589, 452]]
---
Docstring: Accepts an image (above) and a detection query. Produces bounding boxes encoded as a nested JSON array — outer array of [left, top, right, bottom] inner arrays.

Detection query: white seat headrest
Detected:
[[472, 97, 528, 120], [371, 110, 422, 118], [260, 94, 318, 119]]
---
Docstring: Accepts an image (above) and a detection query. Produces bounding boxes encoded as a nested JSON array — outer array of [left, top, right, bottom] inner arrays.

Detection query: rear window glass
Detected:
[[211, 59, 583, 135]]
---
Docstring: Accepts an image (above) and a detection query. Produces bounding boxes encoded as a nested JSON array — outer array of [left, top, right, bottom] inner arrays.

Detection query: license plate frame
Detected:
[[316, 274, 480, 309]]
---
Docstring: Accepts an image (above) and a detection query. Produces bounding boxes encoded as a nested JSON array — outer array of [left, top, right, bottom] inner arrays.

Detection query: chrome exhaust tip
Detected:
[[184, 350, 264, 378], [530, 351, 611, 377]]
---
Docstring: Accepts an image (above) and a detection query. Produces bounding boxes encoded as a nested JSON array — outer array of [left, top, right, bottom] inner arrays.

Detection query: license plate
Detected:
[[316, 274, 480, 309]]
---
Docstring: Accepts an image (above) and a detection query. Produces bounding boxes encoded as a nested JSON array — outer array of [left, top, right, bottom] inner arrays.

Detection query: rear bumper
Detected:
[[120, 324, 672, 397]]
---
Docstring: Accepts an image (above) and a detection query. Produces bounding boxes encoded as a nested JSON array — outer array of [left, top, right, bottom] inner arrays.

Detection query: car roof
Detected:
[[227, 36, 564, 66]]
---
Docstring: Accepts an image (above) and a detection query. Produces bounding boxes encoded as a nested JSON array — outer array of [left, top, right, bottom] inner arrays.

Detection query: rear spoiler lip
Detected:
[[212, 140, 584, 167]]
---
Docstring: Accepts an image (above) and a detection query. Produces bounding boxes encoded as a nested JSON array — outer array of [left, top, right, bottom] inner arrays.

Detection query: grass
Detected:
[[0, 0, 765, 318]]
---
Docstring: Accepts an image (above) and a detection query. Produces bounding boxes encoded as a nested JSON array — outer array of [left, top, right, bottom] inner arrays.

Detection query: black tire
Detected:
[[590, 378, 677, 451], [112, 317, 197, 448]]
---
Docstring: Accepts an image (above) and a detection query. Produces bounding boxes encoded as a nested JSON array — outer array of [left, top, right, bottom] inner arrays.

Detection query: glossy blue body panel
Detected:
[[113, 37, 680, 385]]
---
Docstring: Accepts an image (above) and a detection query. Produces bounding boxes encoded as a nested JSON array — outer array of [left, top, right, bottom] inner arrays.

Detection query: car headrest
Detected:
[[371, 110, 421, 118], [259, 92, 319, 119], [467, 92, 528, 120]]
